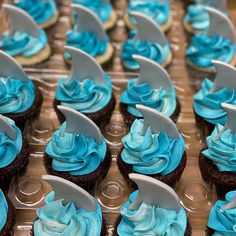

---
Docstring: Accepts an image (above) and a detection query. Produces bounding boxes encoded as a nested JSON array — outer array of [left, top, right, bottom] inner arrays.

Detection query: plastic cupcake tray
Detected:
[[0, 0, 236, 235]]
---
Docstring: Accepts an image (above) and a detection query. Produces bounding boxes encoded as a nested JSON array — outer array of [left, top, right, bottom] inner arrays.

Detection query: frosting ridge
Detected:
[[117, 191, 187, 236], [121, 79, 176, 117], [45, 122, 107, 176], [55, 74, 112, 113], [121, 119, 185, 175], [193, 79, 236, 125], [34, 191, 102, 236]]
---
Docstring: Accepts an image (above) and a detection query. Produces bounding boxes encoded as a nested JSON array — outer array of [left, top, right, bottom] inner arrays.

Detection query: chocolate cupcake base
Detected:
[[32, 216, 108, 236], [4, 86, 43, 131], [194, 110, 215, 140], [44, 146, 112, 191], [0, 138, 29, 190], [0, 197, 15, 236], [199, 148, 236, 197], [113, 215, 192, 236], [117, 150, 187, 189], [53, 93, 116, 128], [120, 97, 181, 128], [205, 227, 215, 236]]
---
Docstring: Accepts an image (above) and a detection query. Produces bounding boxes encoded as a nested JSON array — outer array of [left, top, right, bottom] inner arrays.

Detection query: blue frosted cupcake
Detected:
[[13, 0, 59, 29], [124, 0, 172, 32], [0, 4, 51, 66], [206, 190, 236, 235], [72, 0, 117, 31], [33, 191, 107, 236], [0, 189, 15, 236]]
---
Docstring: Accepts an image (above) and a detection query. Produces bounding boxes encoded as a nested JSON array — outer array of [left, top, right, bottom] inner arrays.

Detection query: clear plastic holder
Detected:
[[1, 0, 235, 235]]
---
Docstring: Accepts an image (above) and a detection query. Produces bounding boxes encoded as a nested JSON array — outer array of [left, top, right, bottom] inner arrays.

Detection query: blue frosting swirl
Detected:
[[208, 190, 236, 235], [186, 34, 236, 69], [0, 30, 48, 58], [45, 122, 107, 176], [121, 79, 176, 117], [0, 190, 8, 231], [121, 119, 185, 175], [117, 191, 187, 236], [14, 0, 57, 25], [0, 117, 22, 168], [128, 0, 170, 25], [34, 191, 102, 236], [194, 79, 236, 125], [121, 31, 170, 70], [65, 31, 109, 60], [202, 124, 236, 173], [55, 75, 112, 113], [185, 5, 209, 32], [72, 0, 112, 23], [0, 77, 35, 114]]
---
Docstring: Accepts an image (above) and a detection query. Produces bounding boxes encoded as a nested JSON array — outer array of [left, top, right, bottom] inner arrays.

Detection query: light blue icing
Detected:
[[0, 190, 8, 231], [65, 31, 109, 60], [34, 191, 102, 236], [117, 191, 187, 236], [14, 0, 57, 25], [0, 30, 48, 58], [121, 79, 176, 117], [208, 190, 236, 235], [121, 119, 185, 175], [202, 124, 236, 173], [184, 5, 209, 32], [45, 122, 107, 176], [72, 0, 112, 23], [128, 0, 170, 26], [121, 30, 170, 70], [0, 117, 22, 168], [193, 79, 236, 125], [0, 77, 35, 114], [55, 74, 112, 113], [186, 34, 236, 70]]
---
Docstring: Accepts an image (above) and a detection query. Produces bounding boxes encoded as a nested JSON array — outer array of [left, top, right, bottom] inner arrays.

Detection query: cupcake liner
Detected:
[[117, 150, 187, 189], [194, 110, 215, 141], [120, 97, 181, 128], [44, 146, 112, 191], [31, 216, 108, 236], [113, 215, 192, 236], [0, 137, 29, 190], [0, 197, 16, 236], [53, 93, 116, 128], [5, 85, 43, 131], [199, 149, 236, 198]]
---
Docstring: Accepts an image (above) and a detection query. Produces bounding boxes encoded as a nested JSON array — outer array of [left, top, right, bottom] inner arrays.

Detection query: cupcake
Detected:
[[65, 4, 114, 67], [184, 0, 227, 35], [186, 6, 236, 80], [120, 55, 180, 127], [0, 189, 15, 236], [0, 115, 29, 190], [44, 106, 112, 190], [33, 175, 107, 235], [54, 46, 115, 127], [117, 105, 186, 188], [72, 0, 117, 31], [124, 0, 173, 32], [13, 0, 59, 29], [114, 174, 192, 235], [199, 103, 236, 197], [0, 4, 51, 66], [193, 61, 236, 139], [206, 190, 236, 235], [120, 11, 172, 72], [0, 50, 43, 131]]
